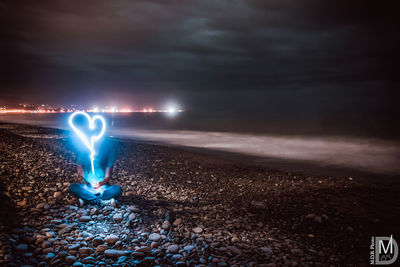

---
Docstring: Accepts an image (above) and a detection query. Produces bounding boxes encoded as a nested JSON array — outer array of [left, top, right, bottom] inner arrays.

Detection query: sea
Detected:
[[1, 111, 399, 176]]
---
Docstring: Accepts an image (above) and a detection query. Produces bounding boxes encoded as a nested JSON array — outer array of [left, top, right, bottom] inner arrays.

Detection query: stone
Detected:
[[79, 247, 94, 255], [96, 244, 109, 253], [149, 233, 161, 242], [65, 255, 77, 265], [41, 241, 52, 249], [167, 244, 179, 253], [104, 249, 129, 258], [184, 245, 195, 251], [291, 248, 304, 257], [36, 203, 46, 209], [68, 243, 80, 250], [93, 237, 104, 246], [173, 218, 182, 226], [261, 247, 273, 257], [227, 246, 241, 254], [251, 200, 266, 209], [53, 192, 62, 198], [128, 206, 140, 212], [45, 252, 55, 260], [117, 256, 128, 263], [113, 213, 123, 222], [79, 216, 91, 222], [16, 244, 28, 251], [82, 256, 95, 264], [193, 227, 203, 234], [105, 234, 119, 244]]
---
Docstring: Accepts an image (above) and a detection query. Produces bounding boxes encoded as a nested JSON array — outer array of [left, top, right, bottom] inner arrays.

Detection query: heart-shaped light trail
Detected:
[[69, 111, 106, 176]]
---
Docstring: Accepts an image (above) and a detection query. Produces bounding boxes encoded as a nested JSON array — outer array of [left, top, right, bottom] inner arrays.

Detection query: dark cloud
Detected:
[[0, 0, 399, 119]]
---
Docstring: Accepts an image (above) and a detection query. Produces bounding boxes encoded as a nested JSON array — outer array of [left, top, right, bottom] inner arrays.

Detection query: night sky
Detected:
[[0, 0, 399, 136]]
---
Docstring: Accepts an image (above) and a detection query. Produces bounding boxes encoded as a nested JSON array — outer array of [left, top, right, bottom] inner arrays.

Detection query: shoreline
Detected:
[[0, 123, 399, 265], [2, 121, 399, 179]]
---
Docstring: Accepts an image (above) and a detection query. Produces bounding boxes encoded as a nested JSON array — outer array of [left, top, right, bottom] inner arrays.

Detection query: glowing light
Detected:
[[69, 112, 106, 177]]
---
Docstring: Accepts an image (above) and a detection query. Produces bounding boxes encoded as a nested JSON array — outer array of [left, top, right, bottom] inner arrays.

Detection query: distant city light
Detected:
[[0, 104, 184, 114]]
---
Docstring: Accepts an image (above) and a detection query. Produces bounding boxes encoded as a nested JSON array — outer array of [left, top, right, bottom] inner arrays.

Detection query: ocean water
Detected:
[[1, 112, 400, 175]]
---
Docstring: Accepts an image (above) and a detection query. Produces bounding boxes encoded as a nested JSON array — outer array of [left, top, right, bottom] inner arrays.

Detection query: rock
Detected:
[[184, 245, 195, 251], [53, 192, 62, 198], [167, 244, 179, 253], [128, 213, 136, 220], [65, 255, 77, 265], [96, 244, 108, 253], [149, 233, 161, 241], [79, 247, 94, 255], [45, 252, 55, 260], [227, 246, 241, 255], [251, 200, 266, 209], [16, 243, 28, 251], [17, 199, 27, 207], [314, 216, 322, 223], [68, 243, 80, 250], [79, 216, 91, 222], [165, 211, 175, 222], [41, 241, 52, 249], [105, 234, 119, 245], [93, 237, 104, 246], [113, 213, 123, 222], [261, 247, 273, 257], [128, 206, 140, 213], [72, 262, 83, 267], [173, 218, 182, 226], [104, 249, 129, 258], [305, 213, 315, 219], [22, 186, 32, 191], [118, 256, 128, 263], [172, 254, 183, 260], [291, 248, 304, 257], [82, 256, 95, 264], [36, 203, 46, 209], [162, 220, 171, 230], [193, 227, 203, 234], [58, 225, 75, 234]]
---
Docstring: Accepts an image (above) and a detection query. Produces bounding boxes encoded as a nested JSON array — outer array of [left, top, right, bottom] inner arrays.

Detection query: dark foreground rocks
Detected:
[[0, 124, 399, 266]]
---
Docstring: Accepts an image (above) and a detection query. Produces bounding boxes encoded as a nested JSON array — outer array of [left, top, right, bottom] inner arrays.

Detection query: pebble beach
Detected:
[[0, 124, 399, 266]]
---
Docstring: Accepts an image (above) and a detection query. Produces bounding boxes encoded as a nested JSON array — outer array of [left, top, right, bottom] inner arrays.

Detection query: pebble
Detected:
[[96, 244, 109, 253], [113, 213, 123, 222], [79, 215, 91, 222], [291, 248, 304, 257], [149, 233, 161, 241], [104, 249, 129, 258], [65, 255, 77, 265], [105, 234, 119, 244], [173, 218, 182, 226], [79, 247, 94, 255], [227, 246, 241, 254], [93, 237, 104, 246], [167, 244, 179, 253], [193, 227, 203, 233], [16, 244, 28, 251]]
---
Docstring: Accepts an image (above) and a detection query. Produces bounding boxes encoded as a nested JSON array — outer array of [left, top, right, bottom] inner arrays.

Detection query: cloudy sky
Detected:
[[0, 0, 399, 135]]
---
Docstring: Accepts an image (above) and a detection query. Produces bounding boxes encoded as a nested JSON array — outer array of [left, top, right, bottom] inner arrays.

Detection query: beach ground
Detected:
[[0, 123, 399, 266]]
